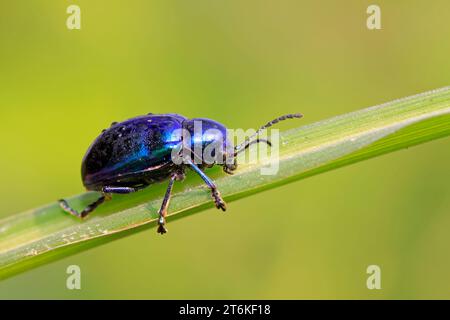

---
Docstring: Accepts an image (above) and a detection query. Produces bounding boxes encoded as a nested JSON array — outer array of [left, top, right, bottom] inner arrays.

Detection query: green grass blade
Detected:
[[1, 87, 450, 280]]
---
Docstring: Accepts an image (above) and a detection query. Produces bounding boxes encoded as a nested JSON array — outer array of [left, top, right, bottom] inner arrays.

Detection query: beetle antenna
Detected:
[[234, 138, 271, 157], [234, 113, 303, 154]]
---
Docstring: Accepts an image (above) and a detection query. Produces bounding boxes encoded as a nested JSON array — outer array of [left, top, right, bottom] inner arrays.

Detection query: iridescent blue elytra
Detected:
[[59, 112, 302, 234], [82, 114, 188, 191]]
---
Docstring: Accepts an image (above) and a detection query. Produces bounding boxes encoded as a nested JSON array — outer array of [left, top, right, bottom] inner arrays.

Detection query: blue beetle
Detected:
[[59, 113, 302, 234]]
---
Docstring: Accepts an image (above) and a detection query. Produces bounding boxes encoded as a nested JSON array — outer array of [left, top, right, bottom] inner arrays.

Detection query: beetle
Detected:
[[59, 113, 302, 234]]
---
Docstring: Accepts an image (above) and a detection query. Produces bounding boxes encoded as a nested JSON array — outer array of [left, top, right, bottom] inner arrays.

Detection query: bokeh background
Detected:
[[0, 0, 449, 299]]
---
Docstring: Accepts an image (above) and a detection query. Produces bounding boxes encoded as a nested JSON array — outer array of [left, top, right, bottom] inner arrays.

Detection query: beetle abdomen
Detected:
[[82, 114, 186, 190]]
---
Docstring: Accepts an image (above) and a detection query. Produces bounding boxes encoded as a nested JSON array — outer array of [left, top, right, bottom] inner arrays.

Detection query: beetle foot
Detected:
[[212, 189, 227, 211], [157, 216, 168, 234], [59, 199, 86, 219], [157, 224, 168, 234], [223, 167, 234, 175]]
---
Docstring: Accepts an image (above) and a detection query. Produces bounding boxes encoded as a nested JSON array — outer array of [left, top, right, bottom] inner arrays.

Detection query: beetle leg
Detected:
[[157, 174, 177, 234], [101, 186, 146, 194], [58, 193, 110, 219], [58, 185, 146, 219], [185, 159, 227, 211]]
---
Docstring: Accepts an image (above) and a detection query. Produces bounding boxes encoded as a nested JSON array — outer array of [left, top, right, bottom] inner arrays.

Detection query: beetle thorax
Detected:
[[182, 118, 232, 167]]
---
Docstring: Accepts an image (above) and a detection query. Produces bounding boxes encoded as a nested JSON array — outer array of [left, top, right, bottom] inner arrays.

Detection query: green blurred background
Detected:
[[0, 0, 449, 299]]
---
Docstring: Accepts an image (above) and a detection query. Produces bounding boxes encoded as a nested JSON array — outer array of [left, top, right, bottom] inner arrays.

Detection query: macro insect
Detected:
[[59, 113, 302, 234]]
